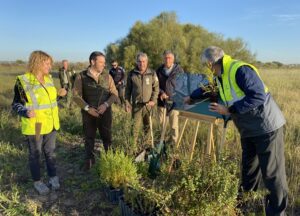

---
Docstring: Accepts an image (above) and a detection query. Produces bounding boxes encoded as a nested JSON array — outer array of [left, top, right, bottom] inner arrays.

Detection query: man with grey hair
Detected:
[[185, 46, 288, 215], [156, 50, 184, 147], [125, 52, 159, 152]]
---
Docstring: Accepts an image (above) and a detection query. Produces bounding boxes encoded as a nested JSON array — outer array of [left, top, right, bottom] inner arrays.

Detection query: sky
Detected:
[[1, 0, 300, 64]]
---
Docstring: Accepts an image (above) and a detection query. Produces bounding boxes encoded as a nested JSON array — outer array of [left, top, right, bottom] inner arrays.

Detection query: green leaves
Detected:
[[105, 12, 255, 73], [98, 149, 139, 189]]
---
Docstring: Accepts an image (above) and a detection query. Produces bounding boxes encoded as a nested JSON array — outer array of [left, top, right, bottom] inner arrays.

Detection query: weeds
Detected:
[[0, 68, 299, 215]]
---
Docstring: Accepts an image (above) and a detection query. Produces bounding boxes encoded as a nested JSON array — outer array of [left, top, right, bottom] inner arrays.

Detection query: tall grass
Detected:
[[261, 69, 300, 210], [0, 68, 299, 215]]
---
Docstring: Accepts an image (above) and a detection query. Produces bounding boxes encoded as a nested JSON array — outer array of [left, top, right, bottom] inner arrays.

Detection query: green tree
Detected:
[[105, 12, 255, 73]]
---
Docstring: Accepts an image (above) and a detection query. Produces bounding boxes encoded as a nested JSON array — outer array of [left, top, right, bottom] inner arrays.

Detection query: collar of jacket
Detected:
[[158, 63, 180, 78], [133, 68, 152, 75], [86, 67, 108, 77]]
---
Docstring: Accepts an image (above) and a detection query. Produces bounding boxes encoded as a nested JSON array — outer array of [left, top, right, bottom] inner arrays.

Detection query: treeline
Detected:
[[0, 61, 89, 73], [2, 59, 297, 74]]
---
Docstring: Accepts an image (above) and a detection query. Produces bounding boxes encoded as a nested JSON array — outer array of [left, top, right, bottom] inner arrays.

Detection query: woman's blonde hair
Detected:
[[27, 50, 53, 75]]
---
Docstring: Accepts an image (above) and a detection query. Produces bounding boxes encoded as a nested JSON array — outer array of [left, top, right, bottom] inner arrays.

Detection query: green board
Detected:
[[184, 99, 224, 119]]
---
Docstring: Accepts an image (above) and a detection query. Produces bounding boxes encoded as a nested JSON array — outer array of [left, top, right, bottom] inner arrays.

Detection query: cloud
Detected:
[[273, 14, 300, 24]]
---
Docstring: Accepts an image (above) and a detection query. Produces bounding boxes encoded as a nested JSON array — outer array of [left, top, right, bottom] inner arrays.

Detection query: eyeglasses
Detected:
[[111, 64, 117, 67]]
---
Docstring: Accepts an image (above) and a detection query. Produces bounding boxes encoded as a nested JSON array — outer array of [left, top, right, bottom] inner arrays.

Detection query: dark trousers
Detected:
[[241, 127, 288, 216], [26, 130, 57, 181], [60, 85, 72, 108], [82, 108, 112, 160], [116, 85, 125, 105]]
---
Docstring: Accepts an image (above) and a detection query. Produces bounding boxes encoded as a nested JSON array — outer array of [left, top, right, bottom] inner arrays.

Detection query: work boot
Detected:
[[34, 181, 50, 195], [49, 176, 60, 190]]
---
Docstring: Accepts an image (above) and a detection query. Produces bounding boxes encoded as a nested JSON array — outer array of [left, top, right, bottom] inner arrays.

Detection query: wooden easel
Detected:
[[168, 110, 224, 172]]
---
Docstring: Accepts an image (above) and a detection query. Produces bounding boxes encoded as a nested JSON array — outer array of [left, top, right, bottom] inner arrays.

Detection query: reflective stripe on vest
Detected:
[[17, 73, 60, 135], [218, 55, 268, 107]]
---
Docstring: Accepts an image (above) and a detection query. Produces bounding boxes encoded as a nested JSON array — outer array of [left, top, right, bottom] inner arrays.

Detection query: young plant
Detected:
[[199, 72, 219, 102], [98, 149, 139, 189]]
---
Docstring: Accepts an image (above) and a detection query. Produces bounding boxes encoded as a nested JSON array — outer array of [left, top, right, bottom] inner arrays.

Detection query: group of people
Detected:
[[12, 46, 288, 215], [71, 51, 183, 170]]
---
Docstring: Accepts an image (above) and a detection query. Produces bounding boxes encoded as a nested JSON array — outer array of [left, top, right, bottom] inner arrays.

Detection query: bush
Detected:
[[169, 158, 239, 215], [98, 149, 139, 189]]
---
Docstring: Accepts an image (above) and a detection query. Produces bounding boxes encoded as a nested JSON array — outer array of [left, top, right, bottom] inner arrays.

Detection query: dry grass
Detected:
[[0, 67, 299, 215]]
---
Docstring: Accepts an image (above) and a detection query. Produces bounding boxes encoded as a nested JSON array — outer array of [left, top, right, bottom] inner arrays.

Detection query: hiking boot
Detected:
[[34, 181, 50, 195], [49, 176, 60, 190]]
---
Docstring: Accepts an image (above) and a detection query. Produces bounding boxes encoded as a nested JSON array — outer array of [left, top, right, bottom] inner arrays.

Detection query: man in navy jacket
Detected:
[[185, 46, 288, 216]]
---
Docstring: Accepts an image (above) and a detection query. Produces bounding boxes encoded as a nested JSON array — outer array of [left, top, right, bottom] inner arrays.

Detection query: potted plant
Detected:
[[119, 184, 171, 216], [98, 149, 139, 204], [200, 74, 219, 103]]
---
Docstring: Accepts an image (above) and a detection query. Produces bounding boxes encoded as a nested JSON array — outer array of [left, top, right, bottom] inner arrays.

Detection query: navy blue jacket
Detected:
[[190, 65, 285, 137], [156, 63, 184, 107], [190, 65, 266, 114]]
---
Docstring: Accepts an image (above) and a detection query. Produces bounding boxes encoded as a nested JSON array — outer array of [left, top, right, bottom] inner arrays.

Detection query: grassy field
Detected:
[[0, 67, 299, 215]]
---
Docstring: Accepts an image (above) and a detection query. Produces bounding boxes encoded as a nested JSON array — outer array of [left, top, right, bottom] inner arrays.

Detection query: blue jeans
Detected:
[[26, 130, 57, 181]]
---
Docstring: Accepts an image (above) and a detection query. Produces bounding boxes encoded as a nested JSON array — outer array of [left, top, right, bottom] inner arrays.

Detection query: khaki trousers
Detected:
[[157, 106, 179, 145]]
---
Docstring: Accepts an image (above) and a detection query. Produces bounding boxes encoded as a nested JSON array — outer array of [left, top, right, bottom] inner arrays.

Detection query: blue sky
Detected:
[[1, 0, 299, 64]]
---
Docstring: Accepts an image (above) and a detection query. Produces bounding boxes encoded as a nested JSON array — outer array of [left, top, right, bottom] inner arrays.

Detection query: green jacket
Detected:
[[125, 68, 159, 105], [58, 67, 76, 89]]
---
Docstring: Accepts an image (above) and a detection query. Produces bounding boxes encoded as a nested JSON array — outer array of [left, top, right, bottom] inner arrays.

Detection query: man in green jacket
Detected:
[[58, 59, 76, 108], [125, 52, 159, 151]]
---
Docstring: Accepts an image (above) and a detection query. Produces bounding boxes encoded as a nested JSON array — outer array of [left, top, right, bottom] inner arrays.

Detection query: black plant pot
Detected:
[[104, 187, 123, 205], [119, 196, 140, 216], [209, 92, 218, 103]]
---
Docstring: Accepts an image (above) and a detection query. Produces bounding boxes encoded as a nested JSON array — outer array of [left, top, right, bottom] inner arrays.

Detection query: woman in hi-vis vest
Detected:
[[12, 50, 66, 195]]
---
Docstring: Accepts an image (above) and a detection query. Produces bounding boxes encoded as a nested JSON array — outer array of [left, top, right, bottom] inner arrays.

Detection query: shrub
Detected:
[[98, 149, 139, 189], [169, 158, 239, 215]]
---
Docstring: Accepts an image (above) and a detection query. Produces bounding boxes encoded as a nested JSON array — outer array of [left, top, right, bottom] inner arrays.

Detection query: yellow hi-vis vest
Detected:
[[217, 54, 268, 107], [18, 73, 60, 135]]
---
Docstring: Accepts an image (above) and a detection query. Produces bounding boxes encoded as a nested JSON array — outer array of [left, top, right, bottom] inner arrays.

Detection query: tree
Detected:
[[15, 59, 25, 64], [105, 12, 255, 73]]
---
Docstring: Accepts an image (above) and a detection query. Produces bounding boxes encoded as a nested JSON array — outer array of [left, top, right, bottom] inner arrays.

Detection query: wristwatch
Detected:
[[84, 105, 89, 111]]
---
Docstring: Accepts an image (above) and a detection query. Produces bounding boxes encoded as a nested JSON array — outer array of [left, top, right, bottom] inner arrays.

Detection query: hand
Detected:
[[87, 107, 100, 117], [209, 103, 230, 115], [118, 81, 122, 85], [183, 96, 191, 104], [97, 104, 107, 115], [125, 104, 131, 113], [57, 88, 67, 97], [27, 109, 36, 118], [160, 93, 169, 101], [125, 103, 132, 113], [147, 101, 155, 107]]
